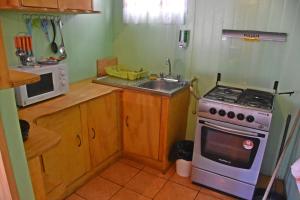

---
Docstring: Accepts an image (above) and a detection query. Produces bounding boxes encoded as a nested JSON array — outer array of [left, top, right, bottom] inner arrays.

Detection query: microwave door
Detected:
[[23, 71, 60, 106]]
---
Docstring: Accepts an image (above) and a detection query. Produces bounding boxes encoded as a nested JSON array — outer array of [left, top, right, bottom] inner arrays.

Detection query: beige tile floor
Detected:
[[65, 159, 237, 200]]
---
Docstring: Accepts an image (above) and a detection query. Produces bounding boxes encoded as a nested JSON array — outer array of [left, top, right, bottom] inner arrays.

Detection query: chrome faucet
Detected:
[[165, 58, 172, 76]]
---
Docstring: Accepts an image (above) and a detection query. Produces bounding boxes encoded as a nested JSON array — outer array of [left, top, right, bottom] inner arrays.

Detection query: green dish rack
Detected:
[[105, 66, 148, 80]]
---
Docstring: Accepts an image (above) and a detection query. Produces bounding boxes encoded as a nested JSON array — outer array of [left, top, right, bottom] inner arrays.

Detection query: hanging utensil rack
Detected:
[[23, 14, 61, 21]]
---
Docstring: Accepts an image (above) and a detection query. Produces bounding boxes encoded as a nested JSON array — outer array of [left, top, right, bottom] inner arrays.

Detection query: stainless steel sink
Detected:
[[93, 76, 189, 96], [137, 79, 188, 93]]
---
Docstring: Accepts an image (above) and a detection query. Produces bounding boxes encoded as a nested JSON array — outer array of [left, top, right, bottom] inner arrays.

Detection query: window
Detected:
[[123, 0, 187, 24]]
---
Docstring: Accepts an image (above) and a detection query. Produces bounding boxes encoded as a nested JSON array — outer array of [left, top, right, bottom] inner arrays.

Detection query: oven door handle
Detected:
[[203, 121, 264, 138]]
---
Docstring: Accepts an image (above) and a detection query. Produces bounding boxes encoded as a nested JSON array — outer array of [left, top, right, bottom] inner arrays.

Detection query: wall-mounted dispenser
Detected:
[[179, 30, 190, 48]]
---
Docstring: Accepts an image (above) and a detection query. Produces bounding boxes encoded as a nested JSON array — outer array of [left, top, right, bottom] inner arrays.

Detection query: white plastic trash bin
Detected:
[[176, 159, 192, 177]]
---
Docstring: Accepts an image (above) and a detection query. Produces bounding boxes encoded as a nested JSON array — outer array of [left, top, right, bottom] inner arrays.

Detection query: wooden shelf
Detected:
[[8, 69, 40, 88], [0, 6, 101, 14]]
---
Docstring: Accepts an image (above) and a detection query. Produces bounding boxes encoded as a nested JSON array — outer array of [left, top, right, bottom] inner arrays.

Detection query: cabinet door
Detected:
[[87, 93, 120, 167], [37, 106, 90, 186], [21, 0, 58, 8], [58, 0, 92, 10], [122, 90, 161, 160]]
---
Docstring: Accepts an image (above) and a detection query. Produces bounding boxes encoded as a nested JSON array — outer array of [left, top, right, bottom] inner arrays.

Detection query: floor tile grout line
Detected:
[[151, 178, 170, 199], [99, 163, 143, 188], [124, 169, 145, 197], [141, 168, 173, 180], [123, 168, 172, 199], [119, 158, 145, 170], [108, 185, 124, 200], [193, 191, 200, 200], [74, 192, 89, 200], [98, 175, 125, 188], [124, 176, 167, 199], [123, 167, 144, 187]]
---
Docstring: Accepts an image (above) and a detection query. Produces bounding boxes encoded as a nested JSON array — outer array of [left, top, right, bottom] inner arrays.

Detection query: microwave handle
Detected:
[[202, 121, 265, 138]]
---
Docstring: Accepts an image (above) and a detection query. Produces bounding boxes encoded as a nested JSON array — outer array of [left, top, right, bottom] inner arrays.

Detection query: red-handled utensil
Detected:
[[14, 37, 18, 49], [21, 36, 26, 53], [15, 36, 25, 56], [25, 36, 30, 56], [28, 36, 33, 56]]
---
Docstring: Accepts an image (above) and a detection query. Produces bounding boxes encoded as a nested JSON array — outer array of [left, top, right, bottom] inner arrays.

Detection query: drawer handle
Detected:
[[76, 134, 82, 147], [91, 128, 96, 139], [126, 116, 129, 127]]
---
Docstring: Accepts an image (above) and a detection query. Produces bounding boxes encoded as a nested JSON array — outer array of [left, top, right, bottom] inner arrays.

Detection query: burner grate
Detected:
[[204, 86, 243, 103], [237, 89, 274, 110], [203, 86, 274, 110]]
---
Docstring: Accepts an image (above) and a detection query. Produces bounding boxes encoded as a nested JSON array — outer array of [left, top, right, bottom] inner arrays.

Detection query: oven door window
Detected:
[[26, 73, 54, 97], [201, 126, 260, 169]]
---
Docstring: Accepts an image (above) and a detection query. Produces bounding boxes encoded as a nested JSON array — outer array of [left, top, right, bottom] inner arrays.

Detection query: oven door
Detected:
[[15, 68, 60, 106], [192, 117, 268, 184]]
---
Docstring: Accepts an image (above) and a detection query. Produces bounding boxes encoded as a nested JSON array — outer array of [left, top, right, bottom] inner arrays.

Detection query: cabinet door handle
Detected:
[[76, 134, 82, 147], [91, 128, 96, 139], [126, 116, 129, 127]]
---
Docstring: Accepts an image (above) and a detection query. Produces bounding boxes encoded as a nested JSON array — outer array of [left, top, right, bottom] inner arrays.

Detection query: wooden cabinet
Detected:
[[86, 93, 121, 167], [122, 88, 190, 171], [36, 106, 90, 186], [59, 0, 92, 11], [21, 0, 58, 8], [0, 0, 19, 7], [122, 90, 161, 160], [0, 0, 98, 13], [33, 91, 121, 199]]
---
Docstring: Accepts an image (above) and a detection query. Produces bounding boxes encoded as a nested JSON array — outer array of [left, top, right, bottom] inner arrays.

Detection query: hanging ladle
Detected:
[[57, 19, 67, 59], [50, 19, 58, 54]]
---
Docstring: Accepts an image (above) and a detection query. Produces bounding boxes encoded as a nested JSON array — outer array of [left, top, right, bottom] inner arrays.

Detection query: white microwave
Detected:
[[14, 64, 69, 107]]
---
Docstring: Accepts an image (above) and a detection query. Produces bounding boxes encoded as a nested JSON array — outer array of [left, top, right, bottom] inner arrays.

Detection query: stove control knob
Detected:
[[218, 109, 226, 117], [227, 111, 235, 119], [246, 115, 255, 123], [209, 108, 217, 115], [237, 113, 245, 121]]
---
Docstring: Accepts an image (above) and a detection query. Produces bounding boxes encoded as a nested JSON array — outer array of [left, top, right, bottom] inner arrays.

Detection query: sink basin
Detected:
[[93, 76, 189, 96], [137, 79, 188, 93]]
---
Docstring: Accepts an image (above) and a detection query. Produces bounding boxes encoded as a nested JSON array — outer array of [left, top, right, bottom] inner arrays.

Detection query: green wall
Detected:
[[0, 0, 113, 199], [112, 0, 300, 199], [0, 89, 35, 200]]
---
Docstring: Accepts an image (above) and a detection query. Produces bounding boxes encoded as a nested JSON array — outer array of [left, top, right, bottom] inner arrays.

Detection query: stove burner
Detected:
[[204, 86, 274, 110], [238, 89, 274, 110], [204, 86, 243, 103]]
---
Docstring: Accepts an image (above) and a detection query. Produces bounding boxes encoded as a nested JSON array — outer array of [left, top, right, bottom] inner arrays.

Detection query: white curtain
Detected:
[[123, 0, 187, 24]]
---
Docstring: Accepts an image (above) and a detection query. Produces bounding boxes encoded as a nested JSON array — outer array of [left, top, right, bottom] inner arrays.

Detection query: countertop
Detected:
[[92, 76, 189, 96], [19, 78, 121, 160]]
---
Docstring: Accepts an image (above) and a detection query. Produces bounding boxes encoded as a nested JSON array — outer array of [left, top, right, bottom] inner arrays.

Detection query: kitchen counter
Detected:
[[93, 76, 189, 96], [19, 78, 121, 160]]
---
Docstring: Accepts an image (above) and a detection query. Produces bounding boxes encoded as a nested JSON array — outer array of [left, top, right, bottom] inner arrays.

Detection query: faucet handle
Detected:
[[159, 72, 165, 78], [176, 74, 181, 81], [165, 58, 170, 64]]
